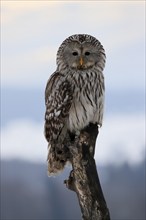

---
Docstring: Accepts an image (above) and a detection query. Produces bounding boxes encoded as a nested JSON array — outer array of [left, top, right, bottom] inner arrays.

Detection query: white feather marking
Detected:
[[54, 109, 61, 117]]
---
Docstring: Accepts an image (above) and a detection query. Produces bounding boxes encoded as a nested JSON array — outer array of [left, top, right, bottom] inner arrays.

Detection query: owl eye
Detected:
[[72, 51, 78, 56], [85, 51, 90, 56]]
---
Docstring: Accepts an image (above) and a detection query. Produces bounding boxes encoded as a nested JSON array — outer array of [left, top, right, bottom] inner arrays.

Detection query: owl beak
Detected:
[[79, 57, 83, 66]]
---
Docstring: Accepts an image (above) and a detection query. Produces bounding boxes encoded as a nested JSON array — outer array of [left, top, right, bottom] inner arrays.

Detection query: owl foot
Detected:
[[47, 145, 67, 176], [55, 144, 70, 162], [80, 123, 99, 157]]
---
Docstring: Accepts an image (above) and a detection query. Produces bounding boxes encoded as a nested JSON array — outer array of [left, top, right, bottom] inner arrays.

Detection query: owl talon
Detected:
[[55, 144, 70, 162]]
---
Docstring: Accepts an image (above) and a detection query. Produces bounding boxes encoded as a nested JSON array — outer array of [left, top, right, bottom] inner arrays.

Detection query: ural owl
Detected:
[[44, 34, 106, 175]]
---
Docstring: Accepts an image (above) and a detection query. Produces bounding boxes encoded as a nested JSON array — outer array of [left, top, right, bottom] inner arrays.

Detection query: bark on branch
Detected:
[[64, 124, 110, 220]]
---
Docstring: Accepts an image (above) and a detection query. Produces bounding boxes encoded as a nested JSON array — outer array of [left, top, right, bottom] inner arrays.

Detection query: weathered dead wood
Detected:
[[64, 124, 110, 220]]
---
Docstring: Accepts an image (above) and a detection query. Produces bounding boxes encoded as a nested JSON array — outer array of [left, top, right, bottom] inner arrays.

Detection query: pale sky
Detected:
[[1, 1, 145, 90]]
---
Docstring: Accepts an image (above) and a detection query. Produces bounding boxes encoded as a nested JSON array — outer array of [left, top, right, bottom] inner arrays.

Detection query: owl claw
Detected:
[[55, 144, 70, 162]]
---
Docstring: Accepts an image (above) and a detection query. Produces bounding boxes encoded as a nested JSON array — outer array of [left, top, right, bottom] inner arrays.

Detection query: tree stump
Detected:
[[64, 124, 110, 220]]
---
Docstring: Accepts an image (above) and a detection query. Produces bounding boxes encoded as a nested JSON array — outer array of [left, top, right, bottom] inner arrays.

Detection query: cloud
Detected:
[[95, 114, 145, 166], [1, 114, 145, 166], [1, 120, 47, 162]]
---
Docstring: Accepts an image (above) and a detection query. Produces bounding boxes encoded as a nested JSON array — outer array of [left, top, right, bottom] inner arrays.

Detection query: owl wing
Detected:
[[44, 71, 73, 143]]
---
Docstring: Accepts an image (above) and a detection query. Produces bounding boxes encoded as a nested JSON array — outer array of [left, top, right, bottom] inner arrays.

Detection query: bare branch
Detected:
[[64, 124, 110, 220]]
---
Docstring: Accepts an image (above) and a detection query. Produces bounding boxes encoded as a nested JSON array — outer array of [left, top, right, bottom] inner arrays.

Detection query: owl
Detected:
[[44, 34, 106, 175]]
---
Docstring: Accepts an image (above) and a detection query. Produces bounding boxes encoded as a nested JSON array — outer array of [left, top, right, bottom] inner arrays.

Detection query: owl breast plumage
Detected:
[[67, 68, 104, 132], [44, 34, 106, 175]]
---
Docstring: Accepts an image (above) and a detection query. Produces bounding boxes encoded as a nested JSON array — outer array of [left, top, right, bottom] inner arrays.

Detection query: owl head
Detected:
[[56, 34, 106, 71]]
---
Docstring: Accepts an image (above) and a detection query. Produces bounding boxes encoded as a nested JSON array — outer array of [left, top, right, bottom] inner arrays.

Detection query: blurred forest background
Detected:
[[1, 1, 145, 220], [1, 160, 145, 219]]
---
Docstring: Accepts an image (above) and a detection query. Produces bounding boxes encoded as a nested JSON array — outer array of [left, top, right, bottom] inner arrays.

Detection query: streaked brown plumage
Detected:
[[44, 34, 106, 175]]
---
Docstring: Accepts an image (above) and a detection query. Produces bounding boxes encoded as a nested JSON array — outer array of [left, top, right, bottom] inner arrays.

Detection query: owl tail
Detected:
[[47, 144, 68, 176]]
